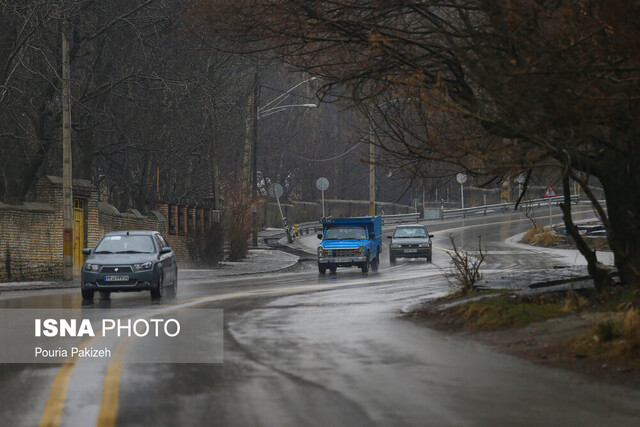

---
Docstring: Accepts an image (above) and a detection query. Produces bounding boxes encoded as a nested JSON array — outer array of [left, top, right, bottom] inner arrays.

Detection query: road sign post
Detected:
[[542, 185, 558, 229], [456, 173, 467, 209], [269, 184, 292, 243], [316, 177, 329, 218]]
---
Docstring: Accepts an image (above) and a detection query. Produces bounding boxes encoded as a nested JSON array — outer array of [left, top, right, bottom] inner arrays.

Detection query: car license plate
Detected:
[[403, 249, 417, 253], [104, 275, 129, 282]]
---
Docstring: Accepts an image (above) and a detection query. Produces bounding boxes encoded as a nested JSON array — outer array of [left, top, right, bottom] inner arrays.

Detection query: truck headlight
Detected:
[[390, 244, 400, 249], [134, 261, 153, 271], [317, 247, 324, 258], [419, 243, 431, 248], [84, 263, 99, 271], [358, 245, 365, 255]]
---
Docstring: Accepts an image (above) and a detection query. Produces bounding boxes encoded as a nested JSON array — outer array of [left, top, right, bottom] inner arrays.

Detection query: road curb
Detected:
[[0, 248, 301, 294], [0, 281, 79, 293]]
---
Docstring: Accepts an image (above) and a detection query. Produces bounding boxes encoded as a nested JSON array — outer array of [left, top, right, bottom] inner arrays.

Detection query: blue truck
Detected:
[[316, 216, 382, 274]]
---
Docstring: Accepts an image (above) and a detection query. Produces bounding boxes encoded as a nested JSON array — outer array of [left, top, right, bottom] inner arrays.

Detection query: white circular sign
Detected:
[[268, 183, 283, 199], [456, 173, 467, 184], [515, 174, 526, 184], [316, 177, 329, 191]]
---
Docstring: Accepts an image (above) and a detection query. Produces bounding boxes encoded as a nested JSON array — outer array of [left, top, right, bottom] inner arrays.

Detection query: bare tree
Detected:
[[195, 0, 640, 288]]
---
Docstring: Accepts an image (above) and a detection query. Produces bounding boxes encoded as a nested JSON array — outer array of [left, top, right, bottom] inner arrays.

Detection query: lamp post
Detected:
[[250, 78, 318, 246]]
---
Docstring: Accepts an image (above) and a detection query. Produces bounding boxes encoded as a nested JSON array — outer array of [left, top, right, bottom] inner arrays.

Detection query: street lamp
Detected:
[[251, 78, 319, 246], [259, 77, 318, 115], [258, 103, 317, 119]]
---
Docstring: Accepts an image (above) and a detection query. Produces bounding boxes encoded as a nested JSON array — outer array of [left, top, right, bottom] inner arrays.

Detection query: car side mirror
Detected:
[[160, 247, 172, 254], [81, 248, 91, 255], [429, 234, 434, 238], [317, 233, 323, 240], [369, 233, 375, 239]]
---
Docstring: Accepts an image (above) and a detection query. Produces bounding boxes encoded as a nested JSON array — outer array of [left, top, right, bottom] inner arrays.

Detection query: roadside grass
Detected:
[[453, 294, 566, 330], [570, 308, 640, 359], [562, 288, 589, 312], [445, 286, 640, 363]]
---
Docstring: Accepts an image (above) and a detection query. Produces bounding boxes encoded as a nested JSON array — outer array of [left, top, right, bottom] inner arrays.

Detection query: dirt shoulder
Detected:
[[407, 290, 640, 389]]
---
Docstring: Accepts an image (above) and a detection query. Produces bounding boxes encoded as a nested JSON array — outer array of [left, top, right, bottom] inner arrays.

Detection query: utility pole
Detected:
[[211, 118, 223, 266], [62, 22, 73, 281], [250, 71, 259, 247], [369, 123, 375, 215]]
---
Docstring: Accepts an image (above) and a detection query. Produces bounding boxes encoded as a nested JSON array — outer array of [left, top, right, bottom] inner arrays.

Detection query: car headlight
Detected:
[[134, 261, 153, 271], [419, 243, 431, 248], [358, 245, 365, 255], [84, 263, 99, 271], [390, 244, 400, 249]]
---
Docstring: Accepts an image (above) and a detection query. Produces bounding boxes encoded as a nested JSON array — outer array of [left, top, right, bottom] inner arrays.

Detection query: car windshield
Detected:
[[324, 226, 367, 240], [94, 235, 156, 254], [393, 227, 427, 238]]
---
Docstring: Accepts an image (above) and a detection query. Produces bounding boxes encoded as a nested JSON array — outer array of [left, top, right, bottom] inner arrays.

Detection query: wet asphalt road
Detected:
[[2, 207, 640, 426]]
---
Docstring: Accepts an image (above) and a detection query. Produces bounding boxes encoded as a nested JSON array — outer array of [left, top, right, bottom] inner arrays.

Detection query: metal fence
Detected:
[[440, 194, 579, 219]]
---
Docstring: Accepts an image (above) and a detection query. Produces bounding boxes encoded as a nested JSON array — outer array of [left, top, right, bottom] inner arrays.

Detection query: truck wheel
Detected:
[[361, 253, 369, 274], [329, 266, 337, 274], [318, 264, 327, 275], [371, 254, 379, 272], [390, 255, 396, 264]]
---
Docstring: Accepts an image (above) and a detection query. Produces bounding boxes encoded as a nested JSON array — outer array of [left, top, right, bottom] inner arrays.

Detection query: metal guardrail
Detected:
[[289, 196, 579, 235], [294, 221, 322, 236], [293, 212, 422, 237], [440, 194, 579, 220], [381, 213, 421, 225]]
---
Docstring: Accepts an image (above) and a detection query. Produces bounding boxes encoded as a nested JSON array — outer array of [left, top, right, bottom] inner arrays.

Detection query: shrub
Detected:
[[444, 236, 485, 295], [222, 176, 259, 261]]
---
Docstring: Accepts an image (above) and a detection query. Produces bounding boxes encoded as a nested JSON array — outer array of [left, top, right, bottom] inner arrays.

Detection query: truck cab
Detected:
[[316, 216, 382, 274]]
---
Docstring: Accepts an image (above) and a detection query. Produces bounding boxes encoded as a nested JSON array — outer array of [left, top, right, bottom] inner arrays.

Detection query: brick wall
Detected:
[[0, 176, 218, 282], [0, 203, 58, 281]]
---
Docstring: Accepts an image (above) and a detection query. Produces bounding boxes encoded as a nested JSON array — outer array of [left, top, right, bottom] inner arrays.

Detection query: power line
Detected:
[[287, 139, 365, 162]]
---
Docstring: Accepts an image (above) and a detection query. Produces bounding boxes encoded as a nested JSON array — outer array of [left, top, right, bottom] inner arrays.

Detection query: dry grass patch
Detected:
[[563, 288, 589, 312], [590, 237, 610, 251], [522, 225, 561, 247]]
